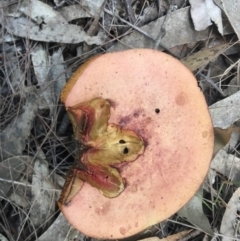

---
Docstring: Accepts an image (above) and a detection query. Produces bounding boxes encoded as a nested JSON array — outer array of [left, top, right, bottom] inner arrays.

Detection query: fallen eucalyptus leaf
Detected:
[[181, 43, 229, 71], [213, 0, 223, 9], [139, 231, 191, 241], [19, 0, 67, 24], [221, 0, 240, 40], [209, 91, 240, 128], [213, 127, 235, 156], [38, 213, 71, 241], [108, 7, 233, 52], [50, 48, 67, 100], [5, 17, 103, 45], [1, 33, 19, 43], [0, 89, 38, 160], [178, 189, 213, 235], [210, 149, 240, 186], [0, 234, 9, 241], [220, 188, 240, 241], [30, 159, 57, 228], [189, 0, 223, 34], [60, 226, 87, 241], [209, 126, 240, 185], [31, 44, 53, 111], [225, 76, 240, 96], [189, 0, 212, 31], [205, 0, 223, 34], [59, 0, 105, 22], [5, 47, 25, 90], [81, 0, 105, 12], [59, 5, 91, 22], [0, 156, 30, 201], [9, 176, 31, 208]]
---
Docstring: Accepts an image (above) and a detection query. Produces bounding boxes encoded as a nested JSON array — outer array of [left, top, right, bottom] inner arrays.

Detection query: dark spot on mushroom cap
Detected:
[[175, 92, 187, 106], [94, 202, 111, 215], [133, 112, 139, 118], [119, 116, 131, 126], [202, 131, 208, 138], [130, 184, 138, 193], [119, 227, 126, 235], [133, 108, 144, 118]]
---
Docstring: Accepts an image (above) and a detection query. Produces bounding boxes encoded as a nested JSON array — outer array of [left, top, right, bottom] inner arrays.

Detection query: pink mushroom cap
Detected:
[[60, 49, 214, 239]]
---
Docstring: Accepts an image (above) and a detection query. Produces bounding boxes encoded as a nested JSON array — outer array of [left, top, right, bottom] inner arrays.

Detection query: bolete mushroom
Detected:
[[59, 49, 214, 239]]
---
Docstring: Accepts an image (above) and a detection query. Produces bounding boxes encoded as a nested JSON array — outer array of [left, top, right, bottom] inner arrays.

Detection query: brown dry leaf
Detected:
[[181, 43, 230, 71], [220, 188, 240, 241], [214, 127, 233, 156], [109, 7, 233, 52], [189, 0, 223, 34], [221, 0, 240, 40], [213, 127, 240, 156]]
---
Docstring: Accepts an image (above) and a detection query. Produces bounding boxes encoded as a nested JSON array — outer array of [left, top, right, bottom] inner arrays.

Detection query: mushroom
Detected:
[[59, 49, 214, 239]]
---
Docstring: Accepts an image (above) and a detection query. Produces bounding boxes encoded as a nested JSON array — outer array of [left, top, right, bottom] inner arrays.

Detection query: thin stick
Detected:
[[200, 67, 226, 97], [154, 3, 175, 50], [0, 177, 61, 192], [124, 0, 136, 23], [104, 8, 154, 40]]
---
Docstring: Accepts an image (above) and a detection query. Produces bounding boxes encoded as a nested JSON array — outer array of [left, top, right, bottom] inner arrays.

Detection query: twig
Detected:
[[154, 3, 175, 50], [53, 0, 65, 9], [200, 67, 226, 97], [124, 0, 136, 23], [178, 230, 202, 241], [83, 0, 107, 53], [87, 0, 107, 37], [104, 8, 154, 41], [0, 177, 61, 192]]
